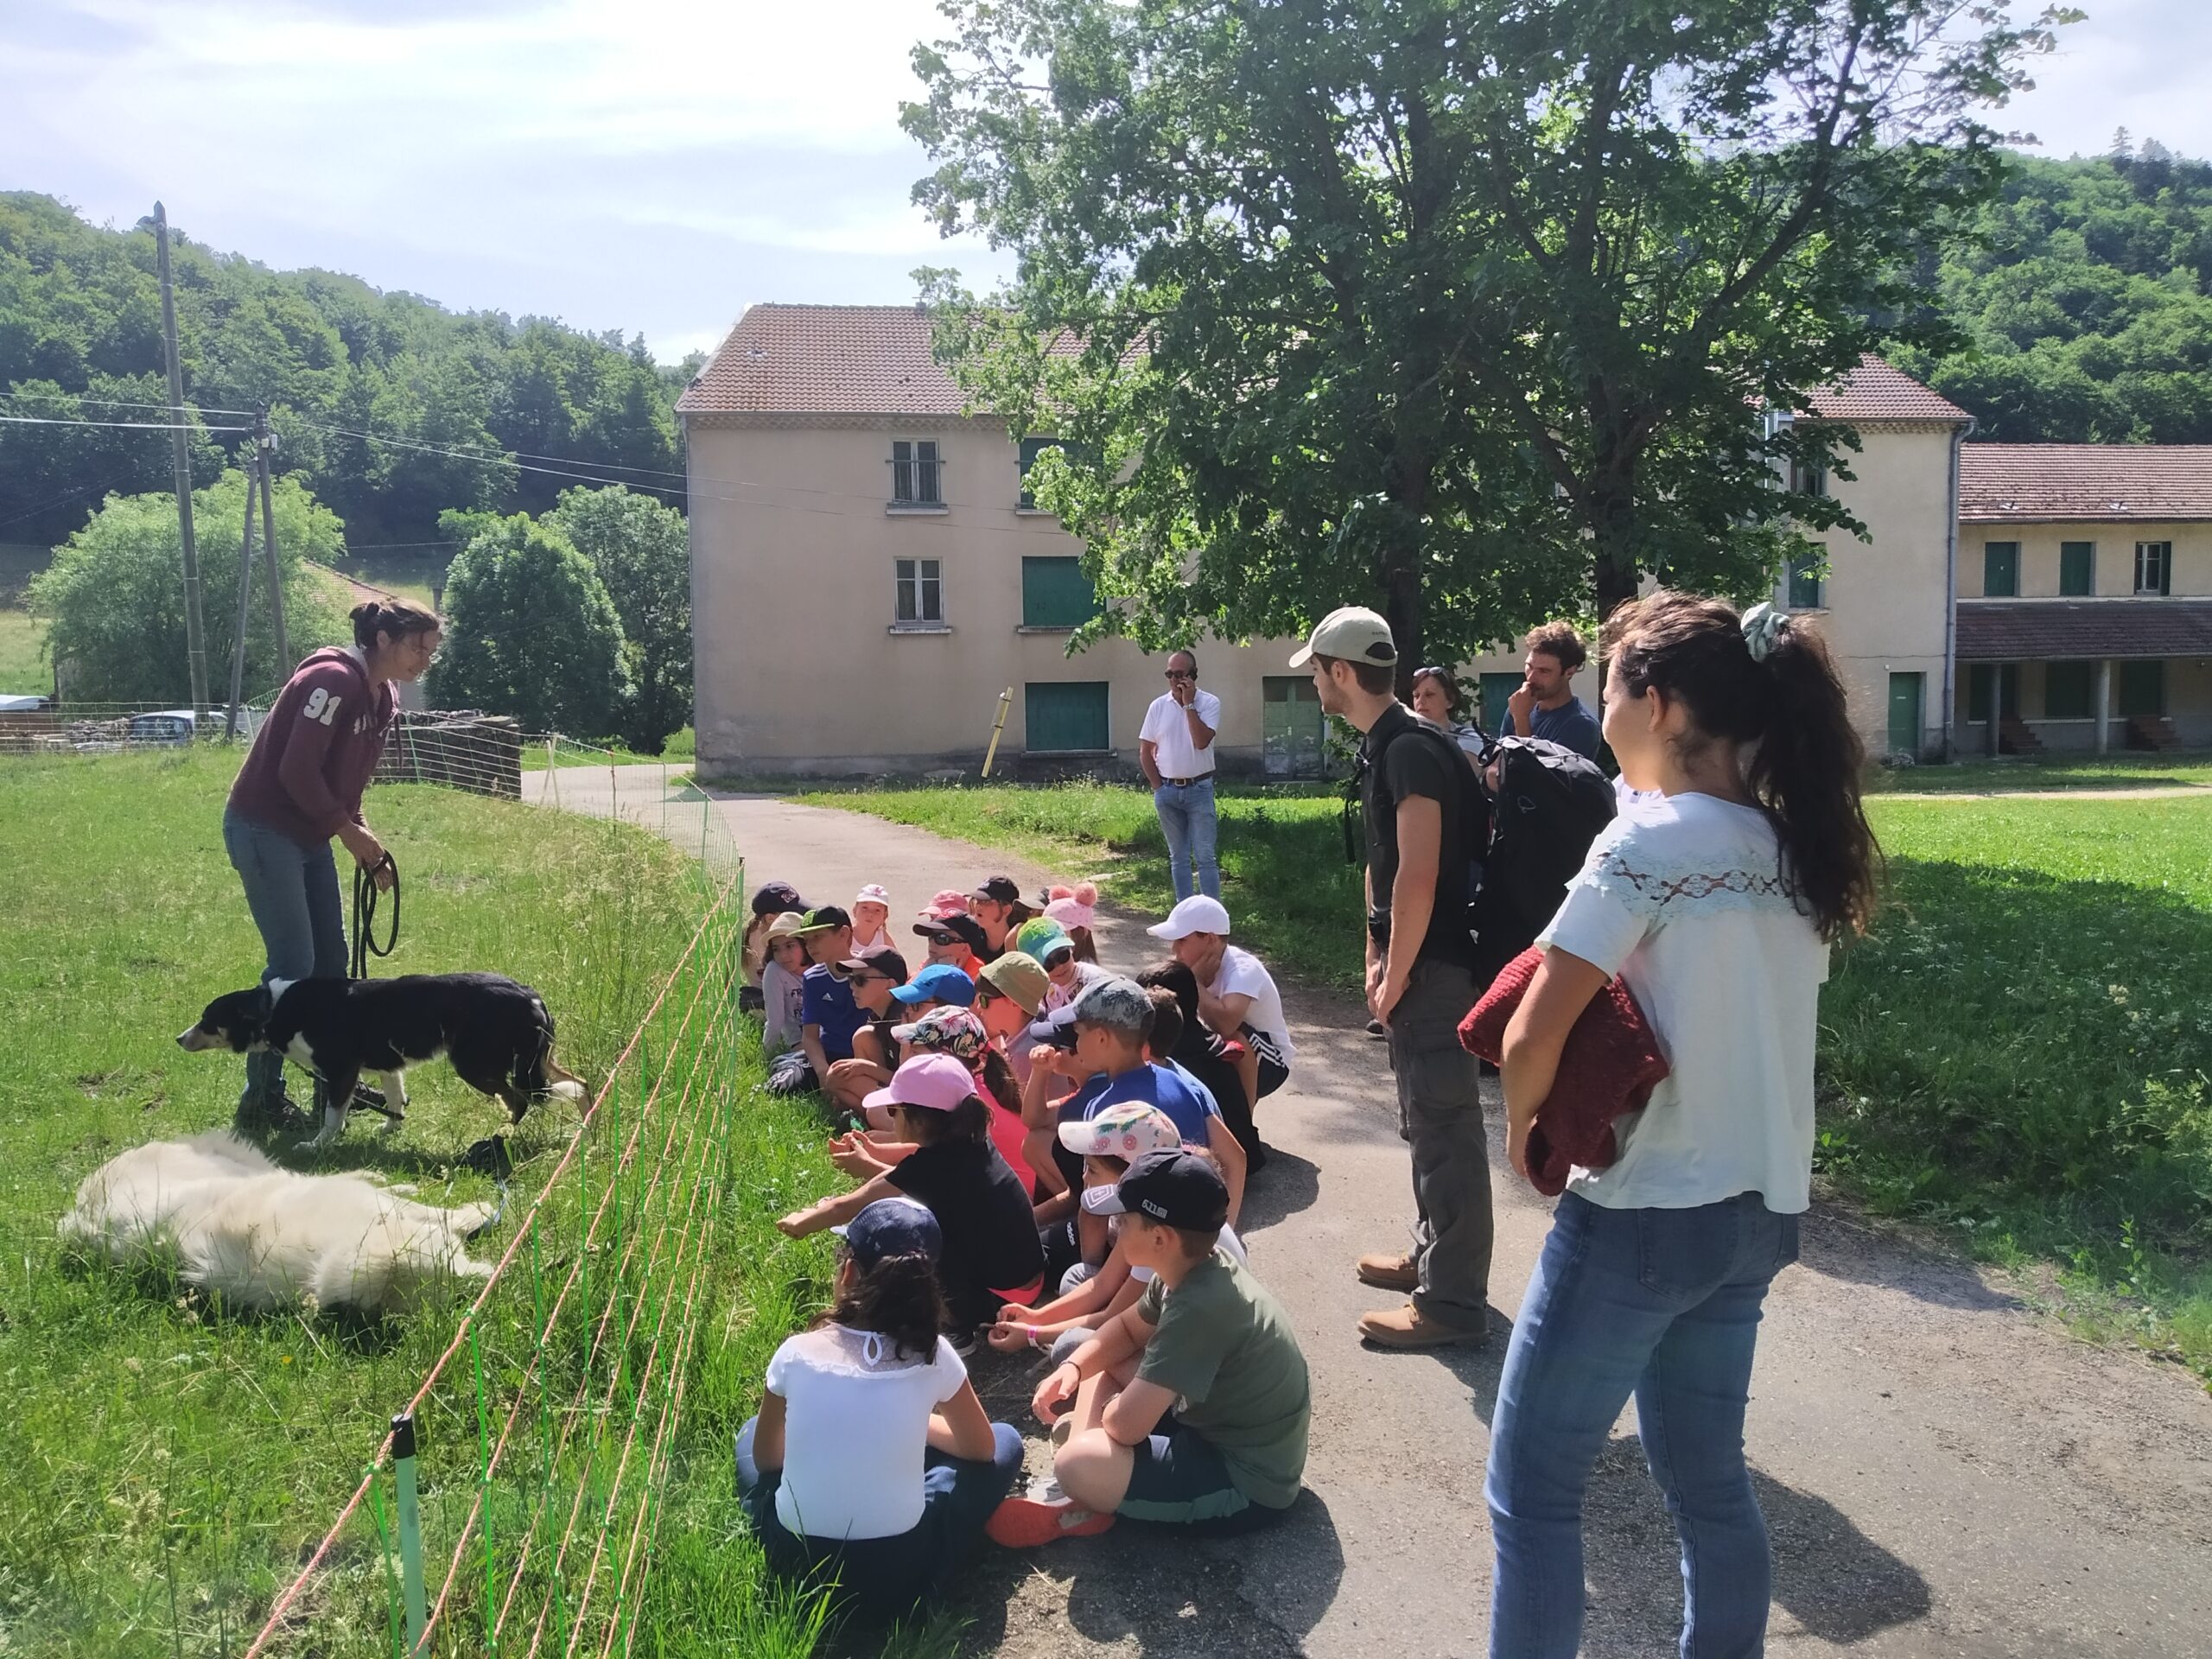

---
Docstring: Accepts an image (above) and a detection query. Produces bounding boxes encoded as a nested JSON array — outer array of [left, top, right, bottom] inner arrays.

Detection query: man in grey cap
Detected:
[[1294, 606, 1492, 1348]]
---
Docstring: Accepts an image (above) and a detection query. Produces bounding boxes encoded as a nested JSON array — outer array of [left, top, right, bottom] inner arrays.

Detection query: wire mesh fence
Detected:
[[241, 874, 747, 1659]]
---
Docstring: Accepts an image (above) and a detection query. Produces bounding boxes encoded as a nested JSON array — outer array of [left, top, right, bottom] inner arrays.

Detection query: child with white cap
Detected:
[[850, 883, 895, 956]]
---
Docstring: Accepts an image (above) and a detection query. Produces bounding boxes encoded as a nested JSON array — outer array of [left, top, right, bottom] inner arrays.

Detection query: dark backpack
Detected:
[[1469, 736, 1616, 980], [1344, 715, 1491, 885]]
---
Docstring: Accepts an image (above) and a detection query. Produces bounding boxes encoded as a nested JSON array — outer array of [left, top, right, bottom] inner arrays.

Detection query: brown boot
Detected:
[[1358, 1302, 1487, 1349], [1355, 1250, 1418, 1293]]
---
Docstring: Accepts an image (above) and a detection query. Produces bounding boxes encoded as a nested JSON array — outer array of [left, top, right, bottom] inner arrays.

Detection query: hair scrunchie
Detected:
[[1741, 601, 1789, 664]]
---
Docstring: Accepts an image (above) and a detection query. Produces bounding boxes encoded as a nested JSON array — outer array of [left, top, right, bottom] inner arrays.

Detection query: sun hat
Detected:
[[892, 1005, 989, 1061], [1058, 1101, 1184, 1160], [977, 952, 1050, 1016], [854, 882, 891, 907], [794, 904, 851, 935], [1147, 894, 1231, 941], [1012, 916, 1076, 967], [762, 910, 809, 944], [1287, 604, 1397, 670], [863, 1052, 981, 1116], [890, 963, 980, 1007], [1069, 976, 1154, 1035], [1081, 1147, 1230, 1230], [832, 1196, 942, 1267]]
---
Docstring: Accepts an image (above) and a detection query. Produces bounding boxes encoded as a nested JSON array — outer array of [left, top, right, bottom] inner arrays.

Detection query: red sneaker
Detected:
[[986, 1486, 1117, 1548]]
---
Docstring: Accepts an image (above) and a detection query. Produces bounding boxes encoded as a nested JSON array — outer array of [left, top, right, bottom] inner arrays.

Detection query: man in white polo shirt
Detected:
[[1138, 650, 1222, 900]]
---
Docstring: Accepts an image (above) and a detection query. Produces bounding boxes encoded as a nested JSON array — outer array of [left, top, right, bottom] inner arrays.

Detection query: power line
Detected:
[[0, 414, 253, 432], [0, 390, 257, 418]]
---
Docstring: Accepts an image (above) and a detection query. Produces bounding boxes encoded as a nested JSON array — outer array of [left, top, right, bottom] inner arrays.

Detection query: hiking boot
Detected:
[[986, 1483, 1116, 1548], [1365, 1018, 1387, 1040], [1358, 1302, 1488, 1350], [233, 1090, 311, 1137], [1356, 1250, 1418, 1293]]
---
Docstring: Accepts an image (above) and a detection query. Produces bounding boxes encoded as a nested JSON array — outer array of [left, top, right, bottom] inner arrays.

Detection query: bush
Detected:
[[27, 468, 349, 702], [432, 514, 628, 736], [545, 486, 692, 754]]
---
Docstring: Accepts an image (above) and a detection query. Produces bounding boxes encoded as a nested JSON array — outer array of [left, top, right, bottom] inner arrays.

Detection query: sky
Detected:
[[2, 0, 2209, 367]]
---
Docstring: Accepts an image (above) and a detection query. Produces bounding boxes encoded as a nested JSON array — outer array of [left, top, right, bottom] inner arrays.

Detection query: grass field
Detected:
[[0, 750, 851, 1656], [1870, 752, 2212, 793], [0, 604, 47, 692], [805, 779, 2212, 1378]]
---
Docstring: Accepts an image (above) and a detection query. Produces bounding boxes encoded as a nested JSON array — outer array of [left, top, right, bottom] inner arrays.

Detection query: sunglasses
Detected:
[[847, 970, 888, 986], [926, 931, 960, 947], [1044, 948, 1075, 970], [1164, 668, 1194, 680]]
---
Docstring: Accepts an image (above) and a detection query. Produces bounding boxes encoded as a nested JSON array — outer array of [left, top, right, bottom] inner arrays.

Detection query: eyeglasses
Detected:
[[926, 931, 959, 947], [1164, 668, 1194, 680], [847, 971, 887, 986]]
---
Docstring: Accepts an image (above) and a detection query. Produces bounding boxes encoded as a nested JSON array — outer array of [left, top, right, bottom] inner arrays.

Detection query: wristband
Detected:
[[1025, 1325, 1041, 1350]]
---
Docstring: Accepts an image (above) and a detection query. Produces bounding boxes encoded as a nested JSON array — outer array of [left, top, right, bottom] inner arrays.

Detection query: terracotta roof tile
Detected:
[[678, 305, 966, 416], [1955, 598, 2212, 660], [1797, 354, 1970, 424], [1960, 445, 2212, 522]]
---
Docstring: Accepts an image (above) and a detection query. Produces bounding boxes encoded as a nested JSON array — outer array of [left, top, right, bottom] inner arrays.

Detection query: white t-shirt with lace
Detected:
[[766, 1324, 968, 1541], [1536, 791, 1828, 1213]]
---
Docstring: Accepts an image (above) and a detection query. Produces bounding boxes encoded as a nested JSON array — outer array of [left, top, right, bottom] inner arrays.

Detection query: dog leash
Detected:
[[351, 851, 399, 981]]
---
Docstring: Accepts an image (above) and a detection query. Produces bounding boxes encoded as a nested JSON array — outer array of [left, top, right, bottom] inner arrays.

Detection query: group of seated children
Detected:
[[737, 873, 1311, 1621]]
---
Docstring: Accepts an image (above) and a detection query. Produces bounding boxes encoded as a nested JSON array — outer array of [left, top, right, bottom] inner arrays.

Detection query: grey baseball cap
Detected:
[[1069, 975, 1154, 1035], [1288, 605, 1398, 670]]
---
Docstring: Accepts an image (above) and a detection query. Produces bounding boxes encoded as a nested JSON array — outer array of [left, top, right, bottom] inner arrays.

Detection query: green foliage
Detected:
[[905, 0, 2071, 664], [546, 485, 693, 753], [0, 191, 684, 550], [25, 467, 348, 702], [433, 514, 629, 736], [1898, 149, 2212, 442]]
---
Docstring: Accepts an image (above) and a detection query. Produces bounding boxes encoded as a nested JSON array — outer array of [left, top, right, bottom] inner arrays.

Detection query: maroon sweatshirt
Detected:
[[226, 647, 397, 847]]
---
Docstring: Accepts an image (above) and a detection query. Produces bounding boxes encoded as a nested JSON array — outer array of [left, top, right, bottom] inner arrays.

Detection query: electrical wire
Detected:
[[0, 389, 257, 418], [0, 414, 252, 432]]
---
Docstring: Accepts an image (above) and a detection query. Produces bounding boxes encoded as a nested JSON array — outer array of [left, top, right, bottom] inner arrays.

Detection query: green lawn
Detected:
[[807, 779, 2212, 1380], [0, 750, 846, 1655], [521, 727, 696, 770], [1870, 752, 2212, 793], [0, 605, 48, 693]]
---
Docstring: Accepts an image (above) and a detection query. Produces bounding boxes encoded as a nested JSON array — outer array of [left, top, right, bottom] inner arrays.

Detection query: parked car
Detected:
[[127, 709, 198, 747]]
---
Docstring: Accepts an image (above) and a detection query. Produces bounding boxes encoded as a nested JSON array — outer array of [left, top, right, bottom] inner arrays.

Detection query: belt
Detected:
[[1161, 774, 1213, 787]]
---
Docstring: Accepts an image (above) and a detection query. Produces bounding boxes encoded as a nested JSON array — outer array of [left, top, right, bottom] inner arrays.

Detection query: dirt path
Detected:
[[526, 772, 2212, 1657]]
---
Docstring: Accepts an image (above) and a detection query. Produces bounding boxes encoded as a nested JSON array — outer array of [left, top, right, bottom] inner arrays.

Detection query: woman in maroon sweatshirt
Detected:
[[223, 597, 441, 1132]]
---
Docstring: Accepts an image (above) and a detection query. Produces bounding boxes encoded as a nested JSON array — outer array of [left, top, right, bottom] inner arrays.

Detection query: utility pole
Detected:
[[155, 201, 211, 715], [256, 410, 289, 669], [223, 434, 258, 739]]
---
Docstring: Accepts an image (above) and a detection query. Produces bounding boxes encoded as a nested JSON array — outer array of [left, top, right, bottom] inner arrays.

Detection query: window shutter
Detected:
[[2059, 542, 2094, 596], [1020, 557, 1099, 628], [1024, 683, 1109, 752]]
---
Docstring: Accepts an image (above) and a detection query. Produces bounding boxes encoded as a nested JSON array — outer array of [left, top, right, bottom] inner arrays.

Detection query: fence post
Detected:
[[392, 1412, 428, 1654]]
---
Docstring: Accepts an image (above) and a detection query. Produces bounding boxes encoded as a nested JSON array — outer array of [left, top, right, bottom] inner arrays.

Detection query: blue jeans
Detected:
[[1486, 1191, 1800, 1659], [1152, 776, 1220, 899], [223, 810, 346, 1107], [734, 1416, 1023, 1622]]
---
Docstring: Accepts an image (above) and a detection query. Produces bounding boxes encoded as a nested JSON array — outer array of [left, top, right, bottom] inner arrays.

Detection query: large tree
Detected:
[[544, 485, 693, 754], [903, 0, 2074, 670], [431, 515, 629, 739]]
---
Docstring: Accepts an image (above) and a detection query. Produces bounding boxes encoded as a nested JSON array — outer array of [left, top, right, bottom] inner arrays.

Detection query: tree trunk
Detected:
[[1383, 557, 1423, 702], [1589, 469, 1641, 620]]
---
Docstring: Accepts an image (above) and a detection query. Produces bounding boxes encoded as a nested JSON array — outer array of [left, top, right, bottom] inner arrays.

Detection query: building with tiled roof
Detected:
[[1960, 445, 2212, 522], [678, 305, 967, 420]]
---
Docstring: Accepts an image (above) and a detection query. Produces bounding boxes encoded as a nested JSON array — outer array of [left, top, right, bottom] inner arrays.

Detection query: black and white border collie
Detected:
[[179, 973, 587, 1149]]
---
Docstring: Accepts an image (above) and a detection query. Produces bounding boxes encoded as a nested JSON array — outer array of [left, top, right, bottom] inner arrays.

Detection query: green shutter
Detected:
[[2059, 542, 2094, 596], [2044, 661, 2093, 720], [1025, 682, 1109, 751], [1021, 557, 1099, 628], [1983, 542, 2018, 597], [1479, 672, 1520, 735], [2119, 660, 2165, 718], [1787, 556, 1825, 609]]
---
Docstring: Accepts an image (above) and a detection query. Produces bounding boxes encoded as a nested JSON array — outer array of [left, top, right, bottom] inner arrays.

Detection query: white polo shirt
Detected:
[[1140, 688, 1223, 781]]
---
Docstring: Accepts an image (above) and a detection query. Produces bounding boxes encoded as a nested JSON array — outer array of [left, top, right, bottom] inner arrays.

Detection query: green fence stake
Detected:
[[471, 1322, 497, 1655], [392, 1413, 428, 1655], [367, 1461, 405, 1659]]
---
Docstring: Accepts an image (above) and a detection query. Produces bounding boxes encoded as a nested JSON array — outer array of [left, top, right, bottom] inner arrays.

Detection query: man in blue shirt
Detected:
[[1507, 620, 1603, 761]]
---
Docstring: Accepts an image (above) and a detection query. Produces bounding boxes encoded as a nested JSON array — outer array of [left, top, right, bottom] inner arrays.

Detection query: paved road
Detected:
[[525, 771, 2212, 1657]]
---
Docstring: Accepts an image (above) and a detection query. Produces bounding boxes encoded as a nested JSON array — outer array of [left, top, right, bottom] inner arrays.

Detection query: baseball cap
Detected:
[[762, 910, 809, 944], [1026, 1007, 1081, 1050], [1070, 976, 1153, 1035], [925, 888, 971, 914], [1082, 1147, 1230, 1230], [1059, 1102, 1184, 1160], [854, 883, 890, 907], [832, 1196, 942, 1268], [751, 880, 805, 918], [972, 874, 1021, 906], [837, 948, 909, 984], [863, 1052, 980, 1116], [914, 912, 988, 955], [891, 1005, 988, 1060], [1287, 604, 1397, 670], [1147, 894, 1232, 941], [795, 905, 851, 935], [1012, 916, 1076, 966], [978, 952, 1049, 1016], [891, 963, 979, 1007]]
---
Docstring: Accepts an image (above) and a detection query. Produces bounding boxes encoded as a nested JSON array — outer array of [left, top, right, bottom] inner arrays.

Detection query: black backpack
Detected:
[[1343, 715, 1492, 885], [1468, 736, 1616, 979]]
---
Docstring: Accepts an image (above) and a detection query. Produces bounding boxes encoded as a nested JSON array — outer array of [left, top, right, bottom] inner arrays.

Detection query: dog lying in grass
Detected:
[[58, 1131, 496, 1317], [177, 972, 587, 1150]]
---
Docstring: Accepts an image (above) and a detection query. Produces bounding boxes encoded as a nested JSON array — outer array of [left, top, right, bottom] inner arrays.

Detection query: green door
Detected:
[[1886, 672, 1923, 759], [1262, 676, 1325, 776], [2118, 660, 2165, 719], [1024, 682, 1109, 752], [1479, 672, 1521, 736]]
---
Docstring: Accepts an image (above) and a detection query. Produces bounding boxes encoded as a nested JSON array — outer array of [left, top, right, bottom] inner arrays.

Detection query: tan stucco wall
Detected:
[[1957, 520, 2212, 597], [687, 418, 1306, 773]]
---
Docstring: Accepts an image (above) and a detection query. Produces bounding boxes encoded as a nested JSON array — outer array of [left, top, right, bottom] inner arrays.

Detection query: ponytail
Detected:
[[352, 597, 440, 652], [1602, 590, 1878, 941], [817, 1249, 946, 1361], [976, 1048, 1023, 1119]]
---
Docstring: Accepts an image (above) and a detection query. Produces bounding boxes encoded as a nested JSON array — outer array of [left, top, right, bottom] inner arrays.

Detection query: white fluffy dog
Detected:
[[59, 1131, 496, 1316]]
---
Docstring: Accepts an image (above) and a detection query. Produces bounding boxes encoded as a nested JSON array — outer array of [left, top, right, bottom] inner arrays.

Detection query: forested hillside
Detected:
[[0, 193, 699, 553], [1900, 143, 2212, 444]]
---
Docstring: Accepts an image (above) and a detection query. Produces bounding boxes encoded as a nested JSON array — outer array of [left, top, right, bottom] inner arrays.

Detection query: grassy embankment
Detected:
[[801, 777, 2212, 1381], [0, 749, 855, 1656]]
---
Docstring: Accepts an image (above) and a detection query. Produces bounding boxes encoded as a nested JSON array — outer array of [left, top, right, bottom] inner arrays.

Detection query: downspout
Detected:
[[1941, 416, 1974, 760]]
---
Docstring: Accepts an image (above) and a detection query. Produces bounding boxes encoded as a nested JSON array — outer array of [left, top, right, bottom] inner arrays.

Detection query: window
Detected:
[[1967, 664, 2018, 723], [1024, 682, 1109, 752], [1982, 541, 2019, 597], [1020, 556, 1098, 629], [893, 557, 943, 626], [1262, 676, 1325, 777], [2060, 541, 2095, 597], [1478, 671, 1521, 735], [2134, 541, 2172, 596], [2044, 660, 2094, 720], [890, 439, 942, 505], [1018, 436, 1061, 510], [1786, 554, 1825, 610], [1788, 458, 1827, 498]]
